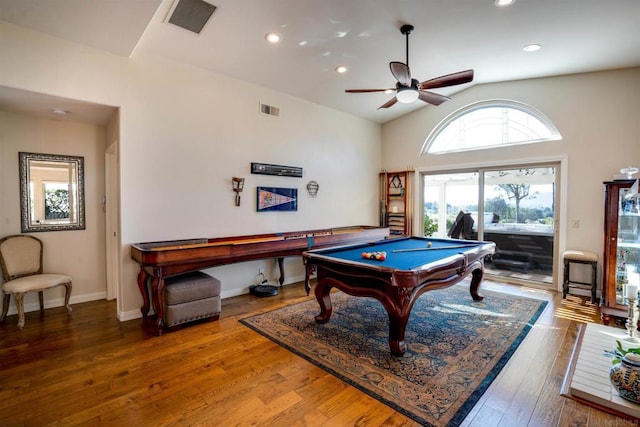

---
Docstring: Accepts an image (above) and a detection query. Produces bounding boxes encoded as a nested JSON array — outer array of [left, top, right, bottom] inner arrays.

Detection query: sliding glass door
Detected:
[[423, 164, 557, 286], [424, 172, 479, 239]]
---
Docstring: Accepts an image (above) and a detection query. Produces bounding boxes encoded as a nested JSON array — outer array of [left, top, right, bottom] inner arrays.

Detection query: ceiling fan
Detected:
[[345, 24, 474, 110]]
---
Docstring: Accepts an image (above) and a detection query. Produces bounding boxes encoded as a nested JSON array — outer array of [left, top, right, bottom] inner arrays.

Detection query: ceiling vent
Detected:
[[167, 0, 216, 34], [260, 103, 280, 117]]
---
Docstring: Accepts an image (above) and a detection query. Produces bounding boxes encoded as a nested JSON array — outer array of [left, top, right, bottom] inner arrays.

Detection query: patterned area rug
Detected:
[[240, 282, 547, 426]]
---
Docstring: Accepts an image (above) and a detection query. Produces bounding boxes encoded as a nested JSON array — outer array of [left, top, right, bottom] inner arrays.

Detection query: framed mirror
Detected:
[[19, 152, 85, 232]]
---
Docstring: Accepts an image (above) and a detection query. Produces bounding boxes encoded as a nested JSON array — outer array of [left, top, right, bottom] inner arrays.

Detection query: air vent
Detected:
[[167, 0, 216, 34], [260, 103, 280, 117]]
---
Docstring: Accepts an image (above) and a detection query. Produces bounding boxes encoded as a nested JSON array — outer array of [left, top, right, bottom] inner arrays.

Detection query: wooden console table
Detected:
[[131, 226, 389, 333]]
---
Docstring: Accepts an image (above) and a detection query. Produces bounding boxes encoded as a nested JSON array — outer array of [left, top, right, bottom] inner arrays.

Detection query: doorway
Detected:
[[422, 164, 558, 286]]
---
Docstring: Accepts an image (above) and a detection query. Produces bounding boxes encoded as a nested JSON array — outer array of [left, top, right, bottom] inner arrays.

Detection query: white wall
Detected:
[[0, 22, 382, 320], [0, 111, 107, 312], [5, 18, 636, 320], [381, 67, 640, 289]]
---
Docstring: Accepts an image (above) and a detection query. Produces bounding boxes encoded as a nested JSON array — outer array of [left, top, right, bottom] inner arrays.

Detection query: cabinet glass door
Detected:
[[615, 186, 640, 305]]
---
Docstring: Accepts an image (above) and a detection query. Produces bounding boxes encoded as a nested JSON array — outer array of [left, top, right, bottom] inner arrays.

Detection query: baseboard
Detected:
[[3, 291, 107, 316], [118, 308, 143, 322], [5, 273, 309, 322]]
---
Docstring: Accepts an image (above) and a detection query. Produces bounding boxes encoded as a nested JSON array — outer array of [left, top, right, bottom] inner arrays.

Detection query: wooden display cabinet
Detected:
[[380, 170, 414, 235], [601, 179, 640, 324]]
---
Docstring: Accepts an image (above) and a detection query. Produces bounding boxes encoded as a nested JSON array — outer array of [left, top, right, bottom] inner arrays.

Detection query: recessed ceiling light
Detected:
[[523, 43, 541, 52], [335, 65, 348, 74], [51, 108, 69, 116], [265, 32, 280, 43], [494, 0, 515, 6]]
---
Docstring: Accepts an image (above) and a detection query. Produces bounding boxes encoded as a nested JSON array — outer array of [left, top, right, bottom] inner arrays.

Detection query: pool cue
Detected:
[[392, 244, 476, 253]]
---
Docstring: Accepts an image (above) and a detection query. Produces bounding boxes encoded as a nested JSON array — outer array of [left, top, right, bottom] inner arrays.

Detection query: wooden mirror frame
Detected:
[[19, 152, 85, 232]]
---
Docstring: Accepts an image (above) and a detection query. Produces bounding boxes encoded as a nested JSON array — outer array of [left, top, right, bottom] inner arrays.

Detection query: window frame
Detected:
[[421, 99, 562, 155]]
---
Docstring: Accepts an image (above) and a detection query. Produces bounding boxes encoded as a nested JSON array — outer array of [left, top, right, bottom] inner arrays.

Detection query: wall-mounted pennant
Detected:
[[257, 187, 298, 212]]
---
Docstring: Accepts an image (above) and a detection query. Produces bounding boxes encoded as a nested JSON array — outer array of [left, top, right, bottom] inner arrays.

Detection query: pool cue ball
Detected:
[[427, 242, 432, 247]]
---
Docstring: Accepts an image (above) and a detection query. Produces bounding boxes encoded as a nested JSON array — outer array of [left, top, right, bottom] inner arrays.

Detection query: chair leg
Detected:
[[591, 262, 598, 303], [63, 283, 73, 313], [38, 290, 44, 313], [15, 292, 25, 330], [0, 293, 10, 322], [562, 260, 569, 298]]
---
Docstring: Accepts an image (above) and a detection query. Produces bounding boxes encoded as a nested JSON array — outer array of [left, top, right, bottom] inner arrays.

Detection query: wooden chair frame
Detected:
[[0, 235, 72, 329]]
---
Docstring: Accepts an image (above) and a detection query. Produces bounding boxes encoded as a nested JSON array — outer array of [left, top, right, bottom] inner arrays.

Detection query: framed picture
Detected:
[[257, 187, 298, 212]]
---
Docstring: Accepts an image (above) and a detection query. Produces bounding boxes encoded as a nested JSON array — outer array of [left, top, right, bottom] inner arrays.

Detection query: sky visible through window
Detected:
[[424, 101, 561, 154]]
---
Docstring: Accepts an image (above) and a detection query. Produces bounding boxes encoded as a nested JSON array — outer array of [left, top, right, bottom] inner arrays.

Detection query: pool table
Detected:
[[302, 236, 496, 356]]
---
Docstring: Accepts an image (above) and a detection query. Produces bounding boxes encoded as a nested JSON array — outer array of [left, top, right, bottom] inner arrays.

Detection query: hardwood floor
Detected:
[[0, 280, 636, 426]]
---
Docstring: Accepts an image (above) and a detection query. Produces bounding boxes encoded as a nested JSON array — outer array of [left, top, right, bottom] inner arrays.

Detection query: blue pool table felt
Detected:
[[318, 237, 484, 271]]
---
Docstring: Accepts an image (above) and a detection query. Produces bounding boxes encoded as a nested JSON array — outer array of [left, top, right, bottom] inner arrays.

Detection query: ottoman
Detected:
[[163, 271, 221, 329]]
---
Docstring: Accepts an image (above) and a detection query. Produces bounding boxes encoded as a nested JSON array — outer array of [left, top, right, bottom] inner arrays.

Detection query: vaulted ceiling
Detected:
[[1, 0, 639, 124]]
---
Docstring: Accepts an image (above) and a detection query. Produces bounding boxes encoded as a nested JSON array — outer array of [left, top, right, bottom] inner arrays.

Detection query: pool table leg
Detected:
[[313, 278, 333, 323], [469, 266, 485, 301], [388, 315, 409, 357], [304, 263, 316, 296], [314, 277, 410, 356]]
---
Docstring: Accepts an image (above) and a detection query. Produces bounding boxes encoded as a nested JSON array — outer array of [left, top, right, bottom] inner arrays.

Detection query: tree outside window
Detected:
[[44, 183, 70, 220]]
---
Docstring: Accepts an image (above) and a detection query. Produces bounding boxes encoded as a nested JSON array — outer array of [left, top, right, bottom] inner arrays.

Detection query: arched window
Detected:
[[421, 100, 562, 155]]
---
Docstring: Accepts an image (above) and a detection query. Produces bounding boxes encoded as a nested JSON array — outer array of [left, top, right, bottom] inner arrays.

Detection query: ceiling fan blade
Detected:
[[418, 91, 450, 106], [377, 97, 398, 109], [420, 69, 474, 89], [390, 62, 411, 86], [345, 88, 393, 93]]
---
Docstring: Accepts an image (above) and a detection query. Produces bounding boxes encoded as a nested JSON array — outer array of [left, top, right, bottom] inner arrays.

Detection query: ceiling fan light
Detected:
[[396, 87, 419, 104]]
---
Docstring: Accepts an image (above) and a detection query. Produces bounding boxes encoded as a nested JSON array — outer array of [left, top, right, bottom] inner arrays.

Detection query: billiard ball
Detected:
[[363, 251, 386, 261], [427, 242, 432, 248]]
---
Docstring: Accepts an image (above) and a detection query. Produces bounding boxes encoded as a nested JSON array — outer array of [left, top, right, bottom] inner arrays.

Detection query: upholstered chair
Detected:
[[0, 235, 72, 330]]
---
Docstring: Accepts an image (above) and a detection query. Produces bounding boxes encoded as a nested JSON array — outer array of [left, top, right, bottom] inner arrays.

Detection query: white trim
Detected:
[[105, 142, 119, 301], [117, 272, 308, 322], [3, 291, 107, 316], [118, 308, 142, 322], [421, 99, 563, 155]]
